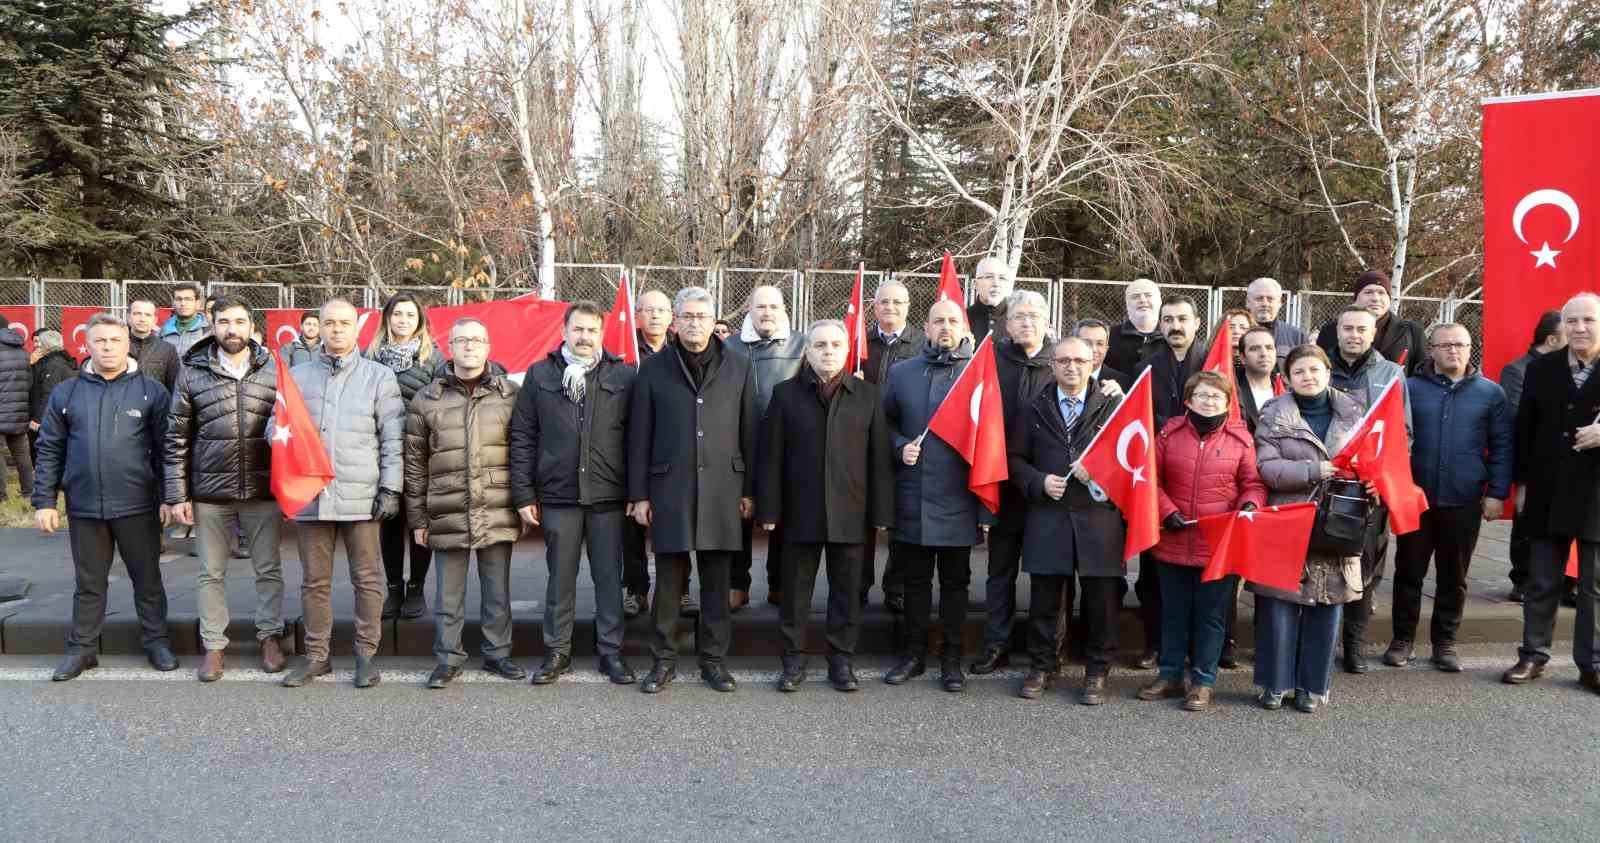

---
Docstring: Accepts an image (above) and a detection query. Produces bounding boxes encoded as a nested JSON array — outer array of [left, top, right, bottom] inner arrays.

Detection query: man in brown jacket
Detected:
[[405, 316, 527, 688]]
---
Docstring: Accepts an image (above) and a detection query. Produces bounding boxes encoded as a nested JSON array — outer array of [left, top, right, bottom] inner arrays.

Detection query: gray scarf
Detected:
[[560, 344, 597, 403], [378, 336, 422, 372]]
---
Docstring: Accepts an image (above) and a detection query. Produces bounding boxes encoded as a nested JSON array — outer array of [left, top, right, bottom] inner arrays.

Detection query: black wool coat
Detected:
[[993, 337, 1055, 533], [1007, 385, 1128, 577], [1514, 350, 1600, 542], [509, 350, 634, 508], [628, 337, 758, 553], [755, 367, 895, 544]]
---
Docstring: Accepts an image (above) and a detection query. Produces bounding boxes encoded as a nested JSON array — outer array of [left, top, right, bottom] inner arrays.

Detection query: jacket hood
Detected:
[[738, 313, 792, 344], [0, 326, 22, 347], [182, 335, 272, 371], [921, 336, 975, 364], [424, 360, 513, 399], [79, 357, 141, 382], [160, 313, 208, 334]]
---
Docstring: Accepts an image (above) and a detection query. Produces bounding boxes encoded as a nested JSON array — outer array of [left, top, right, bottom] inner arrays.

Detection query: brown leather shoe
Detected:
[[1501, 659, 1546, 685], [729, 590, 749, 611], [197, 650, 225, 682], [767, 590, 783, 606], [1136, 678, 1186, 701], [1183, 685, 1214, 712], [1079, 674, 1107, 706], [1581, 670, 1600, 694], [260, 636, 287, 674]]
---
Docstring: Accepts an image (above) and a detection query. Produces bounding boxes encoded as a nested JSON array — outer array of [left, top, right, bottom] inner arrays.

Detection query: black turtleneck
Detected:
[[1187, 409, 1226, 436], [1294, 389, 1334, 441], [676, 336, 720, 388]]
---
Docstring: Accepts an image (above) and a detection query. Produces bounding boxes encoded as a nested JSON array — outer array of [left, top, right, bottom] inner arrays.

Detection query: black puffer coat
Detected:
[[404, 362, 522, 550], [0, 327, 31, 434], [129, 332, 179, 391], [163, 338, 277, 504], [29, 349, 77, 424]]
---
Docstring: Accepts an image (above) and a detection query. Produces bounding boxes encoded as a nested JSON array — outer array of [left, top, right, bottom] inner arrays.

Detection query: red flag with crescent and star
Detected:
[[1482, 90, 1600, 380], [269, 350, 335, 518], [1077, 366, 1160, 557], [1329, 377, 1429, 535], [843, 263, 868, 375], [926, 332, 1008, 513], [1198, 502, 1318, 593], [1200, 318, 1243, 423], [934, 251, 969, 331], [602, 270, 641, 365]]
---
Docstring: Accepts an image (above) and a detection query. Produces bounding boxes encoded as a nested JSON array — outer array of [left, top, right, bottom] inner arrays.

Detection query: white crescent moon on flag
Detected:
[[1367, 419, 1386, 458], [969, 382, 983, 424], [1512, 188, 1580, 244], [275, 325, 299, 346], [1115, 420, 1149, 484]]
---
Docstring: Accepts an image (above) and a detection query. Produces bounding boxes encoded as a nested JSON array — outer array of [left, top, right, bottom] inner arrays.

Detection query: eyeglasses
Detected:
[[1010, 313, 1046, 324], [1052, 356, 1091, 367], [677, 313, 714, 323], [1430, 342, 1469, 351], [450, 337, 488, 349]]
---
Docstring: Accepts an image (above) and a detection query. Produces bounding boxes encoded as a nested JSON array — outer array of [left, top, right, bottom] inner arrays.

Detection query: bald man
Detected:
[[968, 256, 1015, 341], [1245, 277, 1307, 366], [1105, 278, 1165, 376]]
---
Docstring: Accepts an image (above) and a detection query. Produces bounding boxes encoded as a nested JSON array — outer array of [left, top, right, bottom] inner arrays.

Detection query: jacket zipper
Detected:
[[462, 383, 474, 546]]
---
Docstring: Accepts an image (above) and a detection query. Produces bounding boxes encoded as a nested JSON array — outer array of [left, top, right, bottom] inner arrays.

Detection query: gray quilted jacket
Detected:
[[280, 348, 404, 521]]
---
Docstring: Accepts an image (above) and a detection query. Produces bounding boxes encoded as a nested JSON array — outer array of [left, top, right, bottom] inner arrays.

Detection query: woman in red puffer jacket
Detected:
[[1135, 370, 1266, 712]]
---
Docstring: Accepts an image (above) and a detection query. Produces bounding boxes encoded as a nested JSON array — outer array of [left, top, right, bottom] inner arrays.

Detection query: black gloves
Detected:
[[1240, 501, 1258, 512], [1162, 512, 1189, 532], [373, 489, 401, 521]]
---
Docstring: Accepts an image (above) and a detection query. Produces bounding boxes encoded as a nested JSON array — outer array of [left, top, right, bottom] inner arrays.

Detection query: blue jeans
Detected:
[[1156, 561, 1235, 687], [1254, 596, 1343, 700]]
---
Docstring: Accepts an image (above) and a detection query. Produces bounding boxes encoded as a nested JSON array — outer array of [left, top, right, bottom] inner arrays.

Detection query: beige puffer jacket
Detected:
[[403, 363, 521, 550]]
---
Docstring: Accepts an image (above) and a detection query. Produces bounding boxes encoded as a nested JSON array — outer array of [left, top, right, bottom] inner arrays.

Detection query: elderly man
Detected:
[[629, 286, 758, 694], [126, 298, 180, 391], [861, 279, 925, 610], [1386, 323, 1511, 672], [1316, 270, 1425, 375], [1105, 278, 1165, 376], [758, 320, 894, 692], [1245, 277, 1307, 365], [968, 255, 1014, 340], [164, 298, 285, 681], [725, 285, 806, 609], [27, 329, 75, 459], [160, 281, 210, 358], [623, 288, 676, 618], [1075, 318, 1129, 390], [510, 301, 636, 686], [1504, 293, 1600, 695], [1327, 303, 1410, 674], [881, 298, 986, 692], [411, 316, 528, 688], [1499, 310, 1566, 602], [1008, 336, 1127, 704], [279, 298, 405, 689], [33, 314, 175, 680]]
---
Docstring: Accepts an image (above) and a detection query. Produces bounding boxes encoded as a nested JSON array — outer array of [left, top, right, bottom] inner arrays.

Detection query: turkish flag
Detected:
[[602, 272, 640, 364], [1200, 318, 1243, 423], [926, 333, 1008, 513], [1198, 502, 1317, 593], [1482, 91, 1600, 381], [935, 251, 969, 331], [0, 306, 36, 350], [1078, 366, 1161, 557], [1329, 377, 1429, 534], [844, 263, 868, 375], [270, 351, 335, 518], [260, 307, 379, 353], [60, 306, 101, 357], [426, 297, 568, 382]]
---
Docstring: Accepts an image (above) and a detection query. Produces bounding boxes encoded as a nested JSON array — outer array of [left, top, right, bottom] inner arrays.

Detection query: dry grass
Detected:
[[0, 473, 63, 528]]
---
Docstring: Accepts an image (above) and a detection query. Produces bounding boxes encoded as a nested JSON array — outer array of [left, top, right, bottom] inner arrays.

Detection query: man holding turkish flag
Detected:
[[1076, 366, 1161, 559], [926, 333, 1008, 514], [602, 271, 641, 364], [1329, 376, 1429, 535]]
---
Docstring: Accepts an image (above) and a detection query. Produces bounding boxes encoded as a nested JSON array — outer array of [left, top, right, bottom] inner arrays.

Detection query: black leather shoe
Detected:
[[1581, 670, 1600, 694], [1018, 670, 1054, 700], [1079, 674, 1107, 706], [529, 652, 571, 685], [884, 592, 906, 614], [1294, 692, 1318, 714], [1218, 639, 1241, 669], [640, 662, 676, 694], [281, 658, 331, 687], [400, 583, 428, 620], [353, 654, 381, 688], [52, 653, 98, 681], [382, 585, 402, 620], [1502, 659, 1545, 684], [483, 658, 527, 681], [941, 662, 966, 693], [1342, 648, 1370, 675], [883, 657, 925, 685], [1134, 650, 1159, 670], [1431, 642, 1461, 673], [777, 663, 805, 692], [970, 648, 1009, 675], [1383, 640, 1414, 667], [1507, 586, 1525, 603], [599, 654, 636, 685], [828, 661, 859, 692], [701, 663, 737, 692], [426, 664, 461, 689], [146, 643, 178, 672]]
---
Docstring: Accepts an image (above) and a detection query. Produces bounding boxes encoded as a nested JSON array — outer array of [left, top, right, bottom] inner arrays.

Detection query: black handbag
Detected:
[[1307, 478, 1373, 557]]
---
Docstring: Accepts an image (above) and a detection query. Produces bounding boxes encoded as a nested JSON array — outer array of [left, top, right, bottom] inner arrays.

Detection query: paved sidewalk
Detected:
[[0, 521, 1574, 658]]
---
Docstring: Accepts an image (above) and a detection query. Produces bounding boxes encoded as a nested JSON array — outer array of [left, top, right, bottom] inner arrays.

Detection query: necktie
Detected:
[[1060, 395, 1080, 431]]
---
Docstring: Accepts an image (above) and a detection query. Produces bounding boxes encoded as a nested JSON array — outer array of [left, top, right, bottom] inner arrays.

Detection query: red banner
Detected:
[[0, 306, 36, 350], [424, 298, 569, 378], [260, 307, 380, 352], [1482, 90, 1600, 381]]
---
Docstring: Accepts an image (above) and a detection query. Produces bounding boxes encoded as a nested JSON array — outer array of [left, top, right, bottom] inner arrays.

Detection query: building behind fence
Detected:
[[1, 267, 1487, 368]]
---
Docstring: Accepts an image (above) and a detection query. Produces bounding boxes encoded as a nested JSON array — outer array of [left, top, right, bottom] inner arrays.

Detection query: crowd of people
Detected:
[[16, 265, 1600, 713]]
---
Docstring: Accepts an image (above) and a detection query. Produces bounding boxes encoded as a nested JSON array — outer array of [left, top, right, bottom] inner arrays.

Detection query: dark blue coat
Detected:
[[32, 361, 170, 520], [881, 340, 985, 547], [1407, 365, 1512, 508]]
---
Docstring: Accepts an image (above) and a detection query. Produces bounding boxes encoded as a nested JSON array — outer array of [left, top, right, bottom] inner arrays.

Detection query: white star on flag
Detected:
[[1531, 241, 1561, 268], [272, 424, 292, 445], [1237, 509, 1257, 522]]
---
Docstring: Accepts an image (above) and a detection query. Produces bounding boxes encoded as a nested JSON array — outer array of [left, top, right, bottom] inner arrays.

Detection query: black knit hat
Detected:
[[1351, 270, 1389, 299]]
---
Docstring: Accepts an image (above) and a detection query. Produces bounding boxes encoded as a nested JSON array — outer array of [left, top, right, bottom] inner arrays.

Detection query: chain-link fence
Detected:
[[547, 263, 625, 305], [207, 282, 286, 311], [803, 269, 884, 329], [371, 285, 454, 310], [289, 284, 374, 309], [633, 266, 713, 307], [1057, 279, 1131, 332], [38, 279, 117, 331], [1451, 299, 1485, 371]]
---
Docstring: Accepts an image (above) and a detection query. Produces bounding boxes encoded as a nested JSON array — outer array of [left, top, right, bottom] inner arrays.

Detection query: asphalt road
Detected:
[[1, 645, 1596, 841]]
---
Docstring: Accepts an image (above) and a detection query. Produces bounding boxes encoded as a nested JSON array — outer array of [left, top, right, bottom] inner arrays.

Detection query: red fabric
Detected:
[[935, 251, 968, 330], [844, 264, 868, 375], [602, 272, 640, 364], [0, 306, 35, 350], [1200, 318, 1243, 424], [1330, 377, 1429, 534], [1482, 92, 1600, 382], [260, 307, 379, 352], [1079, 366, 1161, 557], [1198, 502, 1318, 592], [269, 351, 335, 518], [927, 333, 1008, 513], [1272, 373, 1285, 396], [1151, 415, 1267, 567], [426, 298, 568, 376]]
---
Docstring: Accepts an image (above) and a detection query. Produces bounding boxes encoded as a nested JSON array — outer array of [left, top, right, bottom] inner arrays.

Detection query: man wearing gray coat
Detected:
[[724, 284, 806, 607], [278, 298, 405, 689]]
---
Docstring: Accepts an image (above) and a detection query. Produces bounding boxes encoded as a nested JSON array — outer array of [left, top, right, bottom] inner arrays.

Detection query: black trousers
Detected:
[[1520, 538, 1600, 669], [1343, 508, 1390, 651], [981, 527, 1025, 652], [779, 541, 865, 662], [0, 431, 34, 497], [380, 502, 432, 588], [623, 519, 651, 593], [652, 550, 734, 666], [1392, 504, 1483, 645], [66, 512, 169, 654], [1508, 510, 1531, 590], [1029, 573, 1119, 675], [898, 544, 971, 661], [862, 534, 905, 598], [1136, 552, 1162, 653], [731, 520, 781, 593]]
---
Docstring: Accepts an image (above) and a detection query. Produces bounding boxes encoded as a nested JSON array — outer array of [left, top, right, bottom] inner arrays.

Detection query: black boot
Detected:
[[382, 584, 402, 620], [400, 582, 427, 619], [884, 656, 925, 685]]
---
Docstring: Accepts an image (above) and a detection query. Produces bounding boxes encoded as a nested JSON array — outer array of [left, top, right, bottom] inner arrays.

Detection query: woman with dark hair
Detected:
[[367, 292, 439, 619], [1251, 344, 1368, 713], [712, 319, 734, 341]]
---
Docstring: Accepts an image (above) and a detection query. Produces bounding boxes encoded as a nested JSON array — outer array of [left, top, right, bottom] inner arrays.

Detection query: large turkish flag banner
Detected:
[[1482, 90, 1600, 382], [261, 307, 381, 352], [0, 306, 36, 350]]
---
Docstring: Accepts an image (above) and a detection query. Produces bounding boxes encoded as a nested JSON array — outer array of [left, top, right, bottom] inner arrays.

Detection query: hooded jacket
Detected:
[[32, 360, 169, 520], [0, 326, 31, 434]]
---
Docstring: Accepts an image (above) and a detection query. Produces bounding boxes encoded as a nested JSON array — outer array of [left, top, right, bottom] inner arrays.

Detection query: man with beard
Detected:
[[1316, 270, 1426, 376], [1236, 326, 1280, 433], [284, 310, 322, 368], [967, 256, 1014, 341], [1105, 278, 1165, 376]]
